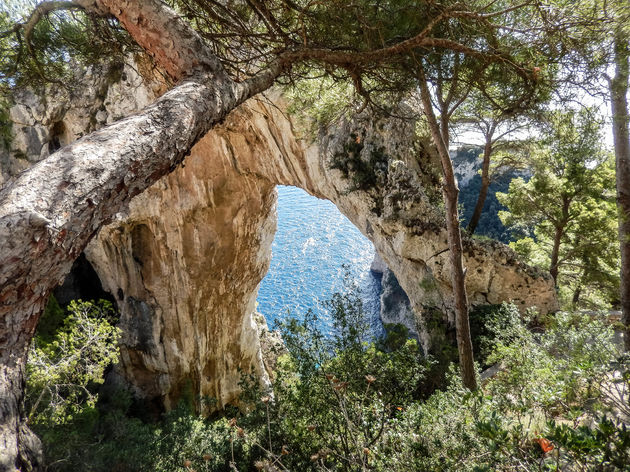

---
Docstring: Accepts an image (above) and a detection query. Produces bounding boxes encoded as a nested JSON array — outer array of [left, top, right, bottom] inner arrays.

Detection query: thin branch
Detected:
[[0, 1, 82, 38], [0, 1, 84, 84]]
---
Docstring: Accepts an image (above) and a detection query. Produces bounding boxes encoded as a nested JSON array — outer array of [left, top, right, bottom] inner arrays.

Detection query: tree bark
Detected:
[[549, 226, 563, 285], [0, 1, 284, 470], [610, 31, 630, 351], [572, 282, 582, 306], [467, 132, 494, 235], [549, 196, 569, 286], [417, 70, 477, 390]]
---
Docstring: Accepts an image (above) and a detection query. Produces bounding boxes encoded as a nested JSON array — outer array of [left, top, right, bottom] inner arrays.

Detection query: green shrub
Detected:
[[547, 416, 630, 470], [237, 289, 431, 471], [36, 294, 66, 344], [27, 299, 120, 426], [469, 302, 525, 368], [374, 367, 486, 472], [30, 294, 627, 472], [375, 310, 626, 472], [330, 134, 389, 192]]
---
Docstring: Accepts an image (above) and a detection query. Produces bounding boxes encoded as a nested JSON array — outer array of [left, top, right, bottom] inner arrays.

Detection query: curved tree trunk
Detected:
[[0, 1, 283, 469], [610, 32, 630, 352]]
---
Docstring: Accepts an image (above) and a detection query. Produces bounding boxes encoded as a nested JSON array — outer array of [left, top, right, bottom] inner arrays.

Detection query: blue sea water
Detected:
[[256, 186, 383, 336]]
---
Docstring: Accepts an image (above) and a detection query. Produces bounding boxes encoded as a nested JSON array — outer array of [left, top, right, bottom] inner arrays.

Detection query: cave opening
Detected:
[[48, 121, 66, 154], [53, 252, 117, 308], [256, 185, 384, 336]]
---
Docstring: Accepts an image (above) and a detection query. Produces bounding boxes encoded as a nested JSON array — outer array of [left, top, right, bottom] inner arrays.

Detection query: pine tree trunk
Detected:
[[549, 196, 570, 286], [418, 72, 477, 390], [442, 171, 478, 390], [549, 225, 563, 285], [0, 1, 283, 469], [467, 137, 493, 235], [610, 32, 630, 351]]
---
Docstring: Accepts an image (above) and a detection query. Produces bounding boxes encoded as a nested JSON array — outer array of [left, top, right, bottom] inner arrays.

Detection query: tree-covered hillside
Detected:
[[453, 145, 524, 243]]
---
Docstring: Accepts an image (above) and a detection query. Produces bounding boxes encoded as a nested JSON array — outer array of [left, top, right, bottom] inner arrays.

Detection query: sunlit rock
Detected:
[[1, 62, 557, 413]]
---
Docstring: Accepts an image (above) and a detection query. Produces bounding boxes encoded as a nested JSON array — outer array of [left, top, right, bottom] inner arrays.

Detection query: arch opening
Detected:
[[256, 185, 383, 336]]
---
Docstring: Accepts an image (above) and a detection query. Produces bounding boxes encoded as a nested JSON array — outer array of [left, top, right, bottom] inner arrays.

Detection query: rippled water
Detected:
[[256, 186, 383, 336]]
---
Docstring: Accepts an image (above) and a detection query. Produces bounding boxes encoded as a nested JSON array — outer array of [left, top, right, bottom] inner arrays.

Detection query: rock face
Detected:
[[254, 313, 287, 382], [370, 252, 388, 274], [85, 140, 277, 410], [452, 147, 481, 188], [371, 254, 419, 340], [379, 268, 418, 336], [0, 59, 164, 187], [1, 64, 558, 413]]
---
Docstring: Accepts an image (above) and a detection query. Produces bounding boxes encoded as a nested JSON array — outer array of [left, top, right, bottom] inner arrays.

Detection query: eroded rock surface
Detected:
[[0, 58, 164, 186], [1, 66, 558, 412], [85, 144, 276, 410], [379, 268, 418, 337]]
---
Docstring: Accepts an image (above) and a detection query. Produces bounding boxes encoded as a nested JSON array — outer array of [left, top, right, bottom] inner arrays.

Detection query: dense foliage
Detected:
[[26, 299, 120, 427], [28, 294, 629, 471], [0, 1, 135, 94], [498, 110, 620, 308]]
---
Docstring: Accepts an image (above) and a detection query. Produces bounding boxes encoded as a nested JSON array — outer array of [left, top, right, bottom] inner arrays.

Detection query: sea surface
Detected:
[[256, 186, 383, 336]]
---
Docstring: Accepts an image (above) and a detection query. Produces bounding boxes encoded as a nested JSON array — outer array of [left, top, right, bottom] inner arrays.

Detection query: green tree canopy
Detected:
[[498, 110, 619, 307], [0, 1, 136, 93]]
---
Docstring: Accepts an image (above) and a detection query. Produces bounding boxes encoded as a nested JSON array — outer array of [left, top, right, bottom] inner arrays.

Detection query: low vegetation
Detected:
[[27, 294, 629, 471]]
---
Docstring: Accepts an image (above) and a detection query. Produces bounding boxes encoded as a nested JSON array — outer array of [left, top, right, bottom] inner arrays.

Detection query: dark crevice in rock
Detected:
[[52, 252, 116, 308]]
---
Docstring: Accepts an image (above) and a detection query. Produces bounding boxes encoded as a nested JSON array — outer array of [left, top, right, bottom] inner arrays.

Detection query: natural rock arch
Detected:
[[0, 60, 557, 424], [81, 93, 557, 411]]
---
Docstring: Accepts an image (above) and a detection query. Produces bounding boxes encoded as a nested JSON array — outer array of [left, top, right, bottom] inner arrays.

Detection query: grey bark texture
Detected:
[[610, 32, 630, 351], [0, 0, 282, 469]]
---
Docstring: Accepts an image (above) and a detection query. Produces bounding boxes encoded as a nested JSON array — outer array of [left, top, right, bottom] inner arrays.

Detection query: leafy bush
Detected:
[[27, 299, 120, 426], [486, 311, 619, 417], [237, 289, 431, 471], [374, 368, 486, 472], [30, 294, 628, 472], [469, 302, 524, 368], [476, 311, 627, 470], [236, 304, 627, 472], [377, 310, 628, 472], [547, 417, 630, 470], [330, 134, 389, 192]]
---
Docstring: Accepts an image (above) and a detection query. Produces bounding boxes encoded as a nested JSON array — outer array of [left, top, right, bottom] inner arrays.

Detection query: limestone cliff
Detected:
[[379, 269, 418, 336], [1, 64, 558, 412], [0, 59, 164, 186], [371, 255, 417, 338]]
